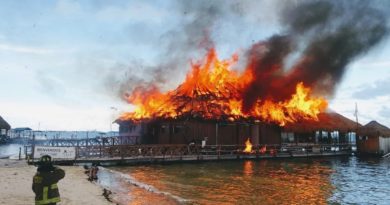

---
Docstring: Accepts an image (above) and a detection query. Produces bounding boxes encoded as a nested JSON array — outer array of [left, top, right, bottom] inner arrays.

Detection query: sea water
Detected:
[[98, 156, 390, 205], [0, 143, 24, 158]]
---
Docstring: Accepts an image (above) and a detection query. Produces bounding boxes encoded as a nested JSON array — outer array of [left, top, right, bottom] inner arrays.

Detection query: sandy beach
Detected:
[[0, 159, 113, 205], [0, 159, 182, 205]]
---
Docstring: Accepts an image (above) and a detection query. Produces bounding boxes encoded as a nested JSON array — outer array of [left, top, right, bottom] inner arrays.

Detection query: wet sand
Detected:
[[112, 185, 183, 205], [0, 159, 112, 205], [98, 167, 182, 205]]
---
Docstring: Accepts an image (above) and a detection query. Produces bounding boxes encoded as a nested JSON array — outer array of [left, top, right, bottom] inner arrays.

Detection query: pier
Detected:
[[25, 142, 356, 166]]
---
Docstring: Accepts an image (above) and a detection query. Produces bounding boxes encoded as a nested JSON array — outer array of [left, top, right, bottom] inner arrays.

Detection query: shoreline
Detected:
[[97, 167, 184, 205], [0, 158, 182, 205], [0, 159, 113, 205]]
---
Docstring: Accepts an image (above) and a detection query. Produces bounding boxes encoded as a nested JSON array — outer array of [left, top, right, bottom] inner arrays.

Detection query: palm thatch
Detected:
[[358, 121, 390, 137], [0, 116, 11, 130], [283, 112, 360, 133]]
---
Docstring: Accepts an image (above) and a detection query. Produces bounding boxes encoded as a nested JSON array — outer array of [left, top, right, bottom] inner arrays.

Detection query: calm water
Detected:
[[0, 144, 24, 157], [99, 156, 390, 205]]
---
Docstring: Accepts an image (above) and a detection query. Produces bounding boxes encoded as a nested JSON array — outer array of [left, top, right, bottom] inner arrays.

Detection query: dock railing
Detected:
[[25, 143, 355, 161], [382, 152, 390, 158]]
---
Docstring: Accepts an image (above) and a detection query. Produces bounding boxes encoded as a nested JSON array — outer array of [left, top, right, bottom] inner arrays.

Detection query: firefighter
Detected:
[[32, 155, 65, 205]]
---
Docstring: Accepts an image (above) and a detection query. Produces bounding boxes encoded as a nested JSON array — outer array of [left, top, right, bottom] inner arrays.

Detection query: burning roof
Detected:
[[120, 49, 328, 126], [118, 1, 388, 128]]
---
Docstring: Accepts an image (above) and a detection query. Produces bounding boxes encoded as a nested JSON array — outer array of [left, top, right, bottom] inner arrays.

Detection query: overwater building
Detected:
[[116, 111, 358, 147], [357, 121, 390, 155]]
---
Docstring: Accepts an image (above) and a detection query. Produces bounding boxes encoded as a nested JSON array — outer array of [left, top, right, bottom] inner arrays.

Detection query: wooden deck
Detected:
[[26, 143, 356, 166]]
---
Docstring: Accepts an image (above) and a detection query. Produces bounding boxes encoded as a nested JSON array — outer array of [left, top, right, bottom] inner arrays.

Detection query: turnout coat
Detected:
[[32, 167, 65, 205]]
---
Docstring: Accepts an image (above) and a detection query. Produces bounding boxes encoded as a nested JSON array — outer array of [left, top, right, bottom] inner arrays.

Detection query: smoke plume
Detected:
[[114, 0, 388, 109], [241, 0, 388, 112], [113, 0, 233, 99]]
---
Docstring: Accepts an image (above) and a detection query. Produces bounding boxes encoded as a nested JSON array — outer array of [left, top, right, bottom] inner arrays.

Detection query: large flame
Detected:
[[121, 49, 328, 125]]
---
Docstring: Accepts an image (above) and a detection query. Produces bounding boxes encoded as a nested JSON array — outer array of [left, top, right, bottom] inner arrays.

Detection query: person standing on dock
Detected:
[[32, 155, 65, 205]]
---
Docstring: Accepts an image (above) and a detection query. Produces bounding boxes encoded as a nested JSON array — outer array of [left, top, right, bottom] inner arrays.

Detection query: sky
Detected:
[[0, 0, 389, 131]]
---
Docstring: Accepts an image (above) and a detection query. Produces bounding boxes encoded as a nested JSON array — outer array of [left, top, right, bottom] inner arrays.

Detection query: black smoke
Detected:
[[241, 0, 389, 112], [110, 0, 389, 108]]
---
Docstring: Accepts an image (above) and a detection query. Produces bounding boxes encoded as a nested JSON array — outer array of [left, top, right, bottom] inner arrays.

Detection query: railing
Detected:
[[382, 152, 390, 158], [76, 143, 355, 159], [25, 143, 355, 161]]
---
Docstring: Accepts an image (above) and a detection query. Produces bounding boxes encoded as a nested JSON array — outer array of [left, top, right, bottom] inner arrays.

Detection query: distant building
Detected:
[[9, 128, 119, 140], [10, 127, 33, 139], [0, 116, 11, 143], [357, 121, 390, 155]]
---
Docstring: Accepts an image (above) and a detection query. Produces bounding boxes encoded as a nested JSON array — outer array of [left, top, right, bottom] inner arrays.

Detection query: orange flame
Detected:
[[243, 138, 253, 153], [120, 49, 328, 125]]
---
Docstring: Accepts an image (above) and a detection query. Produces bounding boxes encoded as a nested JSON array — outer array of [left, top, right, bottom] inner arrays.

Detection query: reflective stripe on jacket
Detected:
[[32, 167, 65, 205]]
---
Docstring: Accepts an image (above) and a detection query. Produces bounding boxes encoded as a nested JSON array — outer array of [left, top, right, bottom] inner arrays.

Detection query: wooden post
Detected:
[[236, 123, 239, 145], [31, 134, 35, 160], [86, 131, 89, 147], [215, 123, 218, 146], [24, 146, 27, 160], [217, 145, 220, 159], [252, 124, 260, 146], [169, 123, 173, 144], [120, 145, 124, 160], [99, 144, 102, 158], [75, 146, 79, 160]]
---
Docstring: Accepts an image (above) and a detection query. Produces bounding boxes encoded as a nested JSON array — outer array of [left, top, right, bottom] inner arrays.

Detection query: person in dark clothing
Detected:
[[88, 163, 99, 181], [32, 155, 65, 205]]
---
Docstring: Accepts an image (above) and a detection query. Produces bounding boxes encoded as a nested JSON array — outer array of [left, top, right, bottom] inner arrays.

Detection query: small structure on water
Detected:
[[283, 112, 358, 145], [0, 116, 11, 143], [357, 121, 390, 155]]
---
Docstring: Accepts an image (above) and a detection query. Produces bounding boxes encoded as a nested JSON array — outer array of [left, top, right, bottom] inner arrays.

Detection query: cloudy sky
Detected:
[[0, 0, 389, 131]]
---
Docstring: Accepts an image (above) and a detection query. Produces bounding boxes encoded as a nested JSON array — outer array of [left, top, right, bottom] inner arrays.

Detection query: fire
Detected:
[[243, 138, 253, 153], [253, 83, 327, 126], [120, 49, 328, 125]]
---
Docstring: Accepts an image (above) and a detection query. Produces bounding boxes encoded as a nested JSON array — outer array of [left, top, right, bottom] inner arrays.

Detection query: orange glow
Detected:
[[253, 82, 328, 126], [243, 138, 253, 153], [243, 160, 254, 176], [120, 49, 328, 125], [259, 145, 267, 154]]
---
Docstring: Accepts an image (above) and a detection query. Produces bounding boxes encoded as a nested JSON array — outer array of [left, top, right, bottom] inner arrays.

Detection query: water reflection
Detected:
[[328, 157, 390, 205], [111, 159, 335, 205], [102, 157, 390, 204], [243, 160, 253, 176]]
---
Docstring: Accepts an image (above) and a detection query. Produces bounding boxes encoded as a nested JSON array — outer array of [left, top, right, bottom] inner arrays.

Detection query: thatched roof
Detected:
[[0, 116, 11, 130], [358, 121, 390, 137], [283, 112, 360, 133]]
